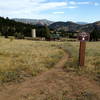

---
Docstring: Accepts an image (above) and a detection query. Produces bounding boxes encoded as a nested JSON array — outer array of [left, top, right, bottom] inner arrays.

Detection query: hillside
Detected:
[[0, 17, 35, 37], [49, 21, 80, 32], [0, 17, 47, 38], [12, 18, 54, 26], [76, 22, 89, 25], [49, 21, 100, 33], [12, 18, 100, 33], [0, 17, 100, 40]]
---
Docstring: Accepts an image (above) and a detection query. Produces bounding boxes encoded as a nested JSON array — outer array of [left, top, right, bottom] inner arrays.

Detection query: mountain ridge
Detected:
[[12, 18, 54, 25], [12, 18, 91, 26], [49, 21, 100, 33], [12, 18, 100, 32]]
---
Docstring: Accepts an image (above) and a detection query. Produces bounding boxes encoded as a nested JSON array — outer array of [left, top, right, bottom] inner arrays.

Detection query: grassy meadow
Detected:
[[0, 37, 100, 84], [69, 42, 100, 71], [0, 37, 65, 83], [64, 41, 100, 82], [0, 37, 100, 100]]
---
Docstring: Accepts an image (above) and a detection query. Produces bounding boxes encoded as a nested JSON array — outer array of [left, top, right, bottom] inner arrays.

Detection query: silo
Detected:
[[32, 29, 36, 38]]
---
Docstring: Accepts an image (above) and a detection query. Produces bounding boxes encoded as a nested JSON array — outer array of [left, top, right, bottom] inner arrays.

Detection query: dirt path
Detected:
[[0, 53, 100, 100]]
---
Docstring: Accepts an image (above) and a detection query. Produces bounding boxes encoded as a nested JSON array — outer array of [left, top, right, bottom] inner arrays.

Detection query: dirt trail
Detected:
[[0, 53, 100, 100]]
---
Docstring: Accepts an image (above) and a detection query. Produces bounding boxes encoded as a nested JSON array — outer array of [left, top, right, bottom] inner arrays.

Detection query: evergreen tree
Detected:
[[0, 17, 51, 38], [44, 25, 51, 40], [90, 26, 99, 41]]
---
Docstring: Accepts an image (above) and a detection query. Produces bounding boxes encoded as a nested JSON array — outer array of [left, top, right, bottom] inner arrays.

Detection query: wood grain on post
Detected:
[[79, 41, 86, 66]]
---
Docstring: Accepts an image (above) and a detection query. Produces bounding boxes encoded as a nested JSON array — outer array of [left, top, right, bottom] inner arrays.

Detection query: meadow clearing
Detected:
[[64, 41, 100, 82], [0, 37, 65, 83], [0, 37, 100, 100], [67, 42, 100, 72], [0, 37, 100, 83]]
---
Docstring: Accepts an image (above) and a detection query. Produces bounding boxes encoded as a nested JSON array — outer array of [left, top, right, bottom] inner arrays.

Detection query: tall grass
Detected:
[[64, 41, 100, 82], [61, 42, 79, 71], [0, 37, 100, 83], [0, 38, 65, 83]]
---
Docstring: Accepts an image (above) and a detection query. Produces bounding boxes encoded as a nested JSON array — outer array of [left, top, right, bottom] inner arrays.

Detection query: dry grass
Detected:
[[64, 41, 100, 82], [0, 37, 99, 84], [69, 42, 100, 70], [0, 38, 100, 100], [0, 38, 65, 83]]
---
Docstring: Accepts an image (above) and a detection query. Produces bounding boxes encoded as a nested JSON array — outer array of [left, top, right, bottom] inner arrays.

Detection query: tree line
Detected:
[[90, 25, 100, 41], [0, 17, 51, 39], [0, 17, 100, 41]]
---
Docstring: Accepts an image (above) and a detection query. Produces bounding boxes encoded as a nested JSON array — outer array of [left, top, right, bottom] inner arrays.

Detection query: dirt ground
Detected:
[[0, 53, 100, 100]]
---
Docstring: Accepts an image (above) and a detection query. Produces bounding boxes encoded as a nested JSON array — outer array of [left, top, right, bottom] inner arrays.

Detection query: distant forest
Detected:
[[0, 17, 49, 39], [0, 17, 100, 41]]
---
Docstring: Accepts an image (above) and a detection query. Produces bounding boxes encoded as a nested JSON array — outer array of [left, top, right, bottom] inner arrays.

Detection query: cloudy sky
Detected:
[[0, 0, 100, 22]]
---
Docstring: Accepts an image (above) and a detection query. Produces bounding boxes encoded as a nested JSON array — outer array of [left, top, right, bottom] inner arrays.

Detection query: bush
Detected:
[[15, 32, 24, 39], [9, 36, 15, 41]]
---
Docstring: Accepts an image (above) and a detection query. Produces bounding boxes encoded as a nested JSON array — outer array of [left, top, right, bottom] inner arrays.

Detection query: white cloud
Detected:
[[53, 12, 65, 14], [94, 2, 100, 6], [69, 1, 90, 5], [0, 0, 67, 18], [30, 0, 46, 3], [67, 6, 78, 9], [0, 0, 99, 19], [69, 1, 100, 6], [77, 2, 90, 5], [69, 1, 76, 5], [32, 2, 67, 11], [0, 0, 67, 11]]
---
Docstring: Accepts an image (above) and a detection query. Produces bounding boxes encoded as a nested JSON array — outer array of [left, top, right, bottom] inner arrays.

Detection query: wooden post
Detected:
[[79, 41, 86, 66], [78, 32, 90, 67]]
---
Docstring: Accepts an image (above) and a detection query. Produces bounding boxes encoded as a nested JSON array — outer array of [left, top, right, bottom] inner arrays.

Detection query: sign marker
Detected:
[[78, 32, 90, 66]]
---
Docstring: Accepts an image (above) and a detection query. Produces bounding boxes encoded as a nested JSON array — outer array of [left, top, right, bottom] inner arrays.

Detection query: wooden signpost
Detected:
[[78, 32, 90, 66]]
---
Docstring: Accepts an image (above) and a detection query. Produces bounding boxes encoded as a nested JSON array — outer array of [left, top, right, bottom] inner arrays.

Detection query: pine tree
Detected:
[[44, 25, 51, 40], [90, 26, 99, 41]]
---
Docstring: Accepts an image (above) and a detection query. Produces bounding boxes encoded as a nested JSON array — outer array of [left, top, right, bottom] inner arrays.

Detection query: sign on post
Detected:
[[78, 32, 90, 41], [78, 32, 90, 66]]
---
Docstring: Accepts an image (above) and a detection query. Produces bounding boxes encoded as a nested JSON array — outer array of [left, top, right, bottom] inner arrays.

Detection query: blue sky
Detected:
[[0, 0, 100, 22]]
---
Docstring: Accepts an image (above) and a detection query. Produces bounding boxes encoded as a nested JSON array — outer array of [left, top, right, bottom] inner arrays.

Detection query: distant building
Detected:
[[32, 29, 36, 38]]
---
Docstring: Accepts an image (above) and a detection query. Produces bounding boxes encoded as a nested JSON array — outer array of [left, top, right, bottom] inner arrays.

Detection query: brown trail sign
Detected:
[[78, 32, 90, 66]]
